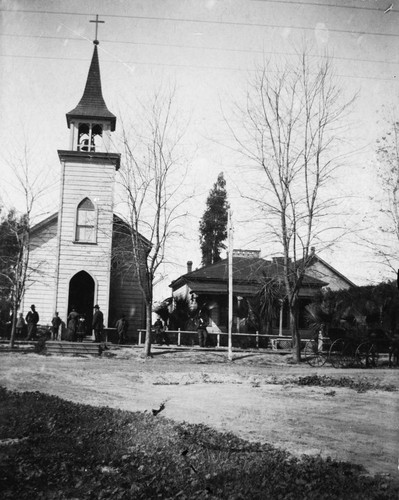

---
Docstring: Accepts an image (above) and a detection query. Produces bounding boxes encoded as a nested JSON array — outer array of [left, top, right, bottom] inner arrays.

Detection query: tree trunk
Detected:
[[289, 300, 301, 363], [143, 301, 152, 357], [8, 290, 18, 348]]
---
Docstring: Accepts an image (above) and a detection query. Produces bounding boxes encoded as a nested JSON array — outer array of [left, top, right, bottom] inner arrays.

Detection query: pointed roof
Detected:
[[66, 44, 116, 131]]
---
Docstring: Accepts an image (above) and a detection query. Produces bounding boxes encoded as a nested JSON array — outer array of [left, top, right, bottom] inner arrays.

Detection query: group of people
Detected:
[[65, 305, 129, 343], [17, 304, 209, 347], [153, 314, 209, 348], [16, 304, 128, 345], [14, 304, 40, 340]]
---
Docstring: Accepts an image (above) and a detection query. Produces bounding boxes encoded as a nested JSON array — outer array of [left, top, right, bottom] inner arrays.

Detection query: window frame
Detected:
[[74, 197, 98, 244]]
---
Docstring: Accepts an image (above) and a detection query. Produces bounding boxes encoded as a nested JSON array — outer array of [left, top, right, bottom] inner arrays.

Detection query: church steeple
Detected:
[[66, 32, 116, 152], [66, 44, 116, 132]]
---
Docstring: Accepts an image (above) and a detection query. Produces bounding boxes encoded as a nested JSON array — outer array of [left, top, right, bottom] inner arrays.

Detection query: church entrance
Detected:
[[68, 271, 95, 336]]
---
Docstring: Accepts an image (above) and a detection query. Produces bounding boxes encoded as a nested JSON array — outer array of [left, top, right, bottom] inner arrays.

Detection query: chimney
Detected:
[[232, 249, 261, 259], [187, 261, 193, 273]]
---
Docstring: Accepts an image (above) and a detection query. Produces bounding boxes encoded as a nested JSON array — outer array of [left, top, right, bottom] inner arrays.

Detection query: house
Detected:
[[21, 39, 145, 339], [300, 247, 356, 291], [169, 249, 355, 335]]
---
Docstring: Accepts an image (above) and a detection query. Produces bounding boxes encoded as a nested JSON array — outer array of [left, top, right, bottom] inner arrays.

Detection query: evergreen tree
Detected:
[[0, 208, 25, 330], [199, 172, 229, 266]]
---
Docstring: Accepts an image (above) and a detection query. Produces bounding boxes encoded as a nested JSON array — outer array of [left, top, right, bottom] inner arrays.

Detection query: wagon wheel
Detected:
[[356, 342, 380, 368], [342, 342, 359, 368], [304, 340, 326, 367], [329, 338, 351, 368]]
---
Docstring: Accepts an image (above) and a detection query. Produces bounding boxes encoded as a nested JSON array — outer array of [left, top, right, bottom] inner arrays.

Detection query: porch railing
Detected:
[[137, 329, 314, 349], [137, 329, 294, 349]]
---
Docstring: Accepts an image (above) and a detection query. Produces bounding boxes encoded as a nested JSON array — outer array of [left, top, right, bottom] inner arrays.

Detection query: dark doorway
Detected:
[[68, 271, 95, 336]]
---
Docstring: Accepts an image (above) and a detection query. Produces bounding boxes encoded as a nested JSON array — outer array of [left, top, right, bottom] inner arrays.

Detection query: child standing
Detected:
[[16, 313, 26, 338]]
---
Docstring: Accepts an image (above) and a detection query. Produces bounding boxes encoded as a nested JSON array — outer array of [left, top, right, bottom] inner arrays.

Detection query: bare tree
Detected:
[[375, 116, 399, 273], [116, 88, 188, 357], [0, 145, 48, 347], [227, 51, 355, 362]]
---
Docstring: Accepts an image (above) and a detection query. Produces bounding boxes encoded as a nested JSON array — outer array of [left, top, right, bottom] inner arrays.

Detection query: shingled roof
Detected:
[[170, 256, 327, 296], [66, 44, 116, 131]]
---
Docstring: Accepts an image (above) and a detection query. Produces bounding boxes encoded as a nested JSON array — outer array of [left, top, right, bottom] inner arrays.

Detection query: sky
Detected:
[[1, 0, 399, 300]]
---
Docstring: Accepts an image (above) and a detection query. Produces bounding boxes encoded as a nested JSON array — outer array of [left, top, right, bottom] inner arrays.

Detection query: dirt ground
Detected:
[[0, 346, 398, 482]]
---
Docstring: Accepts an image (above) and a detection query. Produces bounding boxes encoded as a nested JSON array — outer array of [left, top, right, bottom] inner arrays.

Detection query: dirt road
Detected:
[[1, 347, 398, 481]]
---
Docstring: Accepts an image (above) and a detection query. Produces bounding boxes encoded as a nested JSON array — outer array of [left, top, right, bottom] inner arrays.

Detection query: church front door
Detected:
[[68, 271, 95, 336]]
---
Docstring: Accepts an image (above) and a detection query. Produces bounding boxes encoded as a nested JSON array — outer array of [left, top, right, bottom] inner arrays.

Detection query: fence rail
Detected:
[[137, 329, 296, 349]]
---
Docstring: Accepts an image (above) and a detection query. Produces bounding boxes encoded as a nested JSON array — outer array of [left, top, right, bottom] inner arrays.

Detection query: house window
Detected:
[[76, 198, 96, 243], [78, 123, 103, 152]]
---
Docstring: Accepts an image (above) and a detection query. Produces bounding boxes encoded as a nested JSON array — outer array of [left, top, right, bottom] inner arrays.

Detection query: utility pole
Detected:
[[228, 209, 233, 361]]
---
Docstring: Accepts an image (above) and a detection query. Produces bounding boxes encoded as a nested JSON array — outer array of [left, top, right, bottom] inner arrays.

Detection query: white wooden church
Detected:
[[22, 39, 145, 340]]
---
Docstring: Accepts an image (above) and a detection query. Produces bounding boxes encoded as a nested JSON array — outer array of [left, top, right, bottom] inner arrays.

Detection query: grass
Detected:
[[276, 374, 397, 393], [0, 386, 398, 499]]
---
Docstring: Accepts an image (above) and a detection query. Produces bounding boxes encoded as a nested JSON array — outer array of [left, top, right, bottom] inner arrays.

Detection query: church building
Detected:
[[22, 37, 145, 340]]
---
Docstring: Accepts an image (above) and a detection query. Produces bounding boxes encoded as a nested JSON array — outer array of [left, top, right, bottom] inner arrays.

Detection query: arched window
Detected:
[[76, 198, 96, 243], [78, 123, 90, 151], [92, 124, 103, 150]]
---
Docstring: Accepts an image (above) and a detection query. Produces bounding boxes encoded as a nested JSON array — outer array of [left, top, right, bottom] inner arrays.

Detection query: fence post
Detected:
[[217, 333, 220, 348], [178, 328, 181, 346], [256, 331, 259, 349], [138, 330, 142, 346]]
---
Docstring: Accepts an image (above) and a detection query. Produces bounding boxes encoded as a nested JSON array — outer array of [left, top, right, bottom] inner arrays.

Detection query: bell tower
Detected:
[[55, 22, 120, 331], [65, 41, 116, 153]]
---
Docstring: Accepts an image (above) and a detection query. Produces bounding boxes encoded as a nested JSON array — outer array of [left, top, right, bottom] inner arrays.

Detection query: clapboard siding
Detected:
[[22, 218, 58, 324], [305, 260, 353, 291], [109, 227, 146, 340], [109, 265, 145, 340], [55, 159, 116, 326]]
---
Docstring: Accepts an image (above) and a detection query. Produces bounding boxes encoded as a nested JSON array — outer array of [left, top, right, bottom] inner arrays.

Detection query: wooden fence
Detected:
[[137, 329, 307, 350]]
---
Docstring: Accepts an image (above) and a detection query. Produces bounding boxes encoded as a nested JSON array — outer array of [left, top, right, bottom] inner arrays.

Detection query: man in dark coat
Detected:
[[51, 312, 62, 340], [25, 304, 39, 340], [92, 305, 104, 343]]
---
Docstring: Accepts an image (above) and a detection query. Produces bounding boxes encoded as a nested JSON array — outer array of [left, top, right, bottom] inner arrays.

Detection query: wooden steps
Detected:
[[46, 341, 102, 356]]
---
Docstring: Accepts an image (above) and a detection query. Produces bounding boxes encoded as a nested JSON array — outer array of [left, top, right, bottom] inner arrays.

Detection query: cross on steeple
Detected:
[[90, 14, 104, 45]]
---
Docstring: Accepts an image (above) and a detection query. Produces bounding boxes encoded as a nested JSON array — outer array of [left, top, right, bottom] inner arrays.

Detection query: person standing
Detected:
[[92, 305, 104, 343], [153, 317, 170, 346], [51, 312, 62, 340], [16, 313, 26, 338], [197, 315, 208, 348], [115, 314, 129, 344], [76, 315, 86, 342], [67, 308, 79, 341], [25, 305, 39, 340]]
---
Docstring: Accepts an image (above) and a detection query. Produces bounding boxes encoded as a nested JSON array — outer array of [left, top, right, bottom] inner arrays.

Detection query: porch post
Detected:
[[227, 210, 233, 361], [279, 300, 283, 337]]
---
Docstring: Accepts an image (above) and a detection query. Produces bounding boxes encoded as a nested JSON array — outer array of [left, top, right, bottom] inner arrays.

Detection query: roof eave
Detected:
[[66, 112, 116, 131]]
